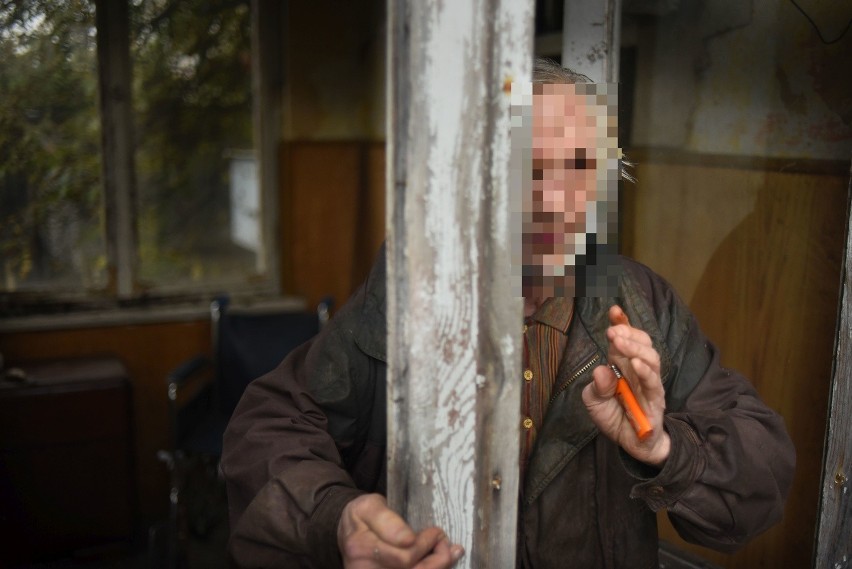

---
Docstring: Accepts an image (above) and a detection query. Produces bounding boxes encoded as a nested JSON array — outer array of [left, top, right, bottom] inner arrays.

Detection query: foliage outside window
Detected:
[[0, 1, 104, 294], [0, 0, 271, 315]]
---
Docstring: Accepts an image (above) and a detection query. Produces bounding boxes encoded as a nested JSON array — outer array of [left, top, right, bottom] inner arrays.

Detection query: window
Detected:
[[0, 0, 277, 315], [0, 1, 105, 294]]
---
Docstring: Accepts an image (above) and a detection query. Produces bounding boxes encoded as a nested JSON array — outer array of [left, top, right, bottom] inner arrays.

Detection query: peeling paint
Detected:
[[387, 1, 531, 566]]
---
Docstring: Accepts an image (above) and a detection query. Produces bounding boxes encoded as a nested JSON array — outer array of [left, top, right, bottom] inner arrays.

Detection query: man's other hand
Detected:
[[582, 305, 671, 467], [337, 494, 464, 568]]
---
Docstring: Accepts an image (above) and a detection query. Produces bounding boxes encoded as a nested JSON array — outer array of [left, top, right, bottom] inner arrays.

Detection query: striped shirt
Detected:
[[520, 297, 574, 482]]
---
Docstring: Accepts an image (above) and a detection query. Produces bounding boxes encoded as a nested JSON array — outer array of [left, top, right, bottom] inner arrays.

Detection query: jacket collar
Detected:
[[353, 244, 388, 362], [530, 297, 573, 333]]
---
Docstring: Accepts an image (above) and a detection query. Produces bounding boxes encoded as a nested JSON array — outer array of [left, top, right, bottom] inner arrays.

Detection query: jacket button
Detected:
[[523, 369, 533, 382], [523, 417, 533, 429]]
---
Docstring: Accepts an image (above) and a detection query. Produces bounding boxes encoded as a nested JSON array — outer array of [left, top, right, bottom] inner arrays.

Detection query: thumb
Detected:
[[589, 365, 618, 400]]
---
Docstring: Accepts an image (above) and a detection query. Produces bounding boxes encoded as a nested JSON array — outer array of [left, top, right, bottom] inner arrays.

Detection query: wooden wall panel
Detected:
[[623, 161, 848, 568], [281, 141, 385, 309], [0, 320, 211, 522]]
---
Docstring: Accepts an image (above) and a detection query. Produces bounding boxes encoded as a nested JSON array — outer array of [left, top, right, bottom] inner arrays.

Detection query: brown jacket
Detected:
[[221, 250, 795, 568]]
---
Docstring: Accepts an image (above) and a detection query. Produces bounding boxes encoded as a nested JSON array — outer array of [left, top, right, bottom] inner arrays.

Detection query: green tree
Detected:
[[0, 0, 103, 290], [0, 0, 254, 294], [131, 0, 253, 285]]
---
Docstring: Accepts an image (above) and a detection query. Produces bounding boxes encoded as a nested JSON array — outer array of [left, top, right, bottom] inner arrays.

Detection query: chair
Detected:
[[151, 295, 332, 568]]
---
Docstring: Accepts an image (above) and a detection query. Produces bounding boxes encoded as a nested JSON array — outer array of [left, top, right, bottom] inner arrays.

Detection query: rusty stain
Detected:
[[442, 387, 460, 407], [585, 42, 606, 65], [448, 406, 460, 427], [754, 111, 792, 148], [835, 470, 847, 488], [503, 75, 513, 94]]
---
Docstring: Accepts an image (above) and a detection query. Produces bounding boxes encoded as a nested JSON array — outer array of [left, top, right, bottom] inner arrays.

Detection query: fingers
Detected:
[[604, 307, 660, 383], [342, 528, 442, 568], [374, 527, 445, 568], [607, 321, 653, 354], [339, 494, 464, 569], [584, 306, 671, 466], [358, 496, 416, 547], [339, 494, 414, 566], [608, 304, 629, 326], [362, 528, 463, 569], [628, 356, 661, 392], [414, 537, 465, 569], [608, 335, 660, 374]]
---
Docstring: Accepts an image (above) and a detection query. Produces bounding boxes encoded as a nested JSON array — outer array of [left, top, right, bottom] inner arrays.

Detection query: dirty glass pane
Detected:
[[617, 3, 851, 569], [619, 1, 851, 296], [131, 0, 259, 289], [0, 0, 105, 293]]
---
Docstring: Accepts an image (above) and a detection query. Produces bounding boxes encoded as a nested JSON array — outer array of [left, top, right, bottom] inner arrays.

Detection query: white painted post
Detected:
[[814, 166, 852, 569], [562, 0, 622, 82], [386, 0, 533, 566]]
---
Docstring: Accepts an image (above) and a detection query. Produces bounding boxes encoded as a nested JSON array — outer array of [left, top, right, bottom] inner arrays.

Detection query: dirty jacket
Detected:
[[222, 249, 795, 569]]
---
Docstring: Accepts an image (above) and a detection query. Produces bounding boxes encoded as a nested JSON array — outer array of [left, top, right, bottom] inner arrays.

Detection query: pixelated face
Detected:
[[529, 84, 598, 270], [511, 81, 621, 299]]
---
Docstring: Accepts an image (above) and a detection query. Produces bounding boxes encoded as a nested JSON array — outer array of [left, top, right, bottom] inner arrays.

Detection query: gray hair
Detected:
[[530, 58, 634, 182], [532, 58, 592, 85]]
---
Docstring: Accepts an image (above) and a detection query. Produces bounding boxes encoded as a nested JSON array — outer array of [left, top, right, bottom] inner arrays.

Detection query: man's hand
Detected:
[[337, 494, 464, 568], [582, 305, 671, 466]]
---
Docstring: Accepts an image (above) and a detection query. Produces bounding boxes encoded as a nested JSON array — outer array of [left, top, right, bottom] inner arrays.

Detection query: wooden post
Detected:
[[96, 0, 138, 298], [251, 0, 284, 289], [814, 165, 852, 569], [561, 0, 621, 83], [386, 0, 533, 566]]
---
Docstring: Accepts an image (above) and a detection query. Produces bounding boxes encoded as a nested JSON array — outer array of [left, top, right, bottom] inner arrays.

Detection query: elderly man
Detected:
[[221, 60, 795, 569]]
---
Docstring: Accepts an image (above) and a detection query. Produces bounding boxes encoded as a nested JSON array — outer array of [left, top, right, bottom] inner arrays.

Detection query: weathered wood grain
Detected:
[[815, 164, 852, 569], [386, 0, 533, 566]]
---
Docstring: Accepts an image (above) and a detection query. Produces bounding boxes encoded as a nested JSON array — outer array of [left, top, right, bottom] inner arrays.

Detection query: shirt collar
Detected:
[[530, 297, 574, 334]]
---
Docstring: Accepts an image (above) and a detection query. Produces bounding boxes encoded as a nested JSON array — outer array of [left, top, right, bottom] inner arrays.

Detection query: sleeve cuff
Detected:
[[306, 485, 367, 568], [624, 416, 705, 511]]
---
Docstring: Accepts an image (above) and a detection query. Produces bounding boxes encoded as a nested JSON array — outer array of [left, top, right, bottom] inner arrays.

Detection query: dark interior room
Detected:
[[1, 0, 850, 567]]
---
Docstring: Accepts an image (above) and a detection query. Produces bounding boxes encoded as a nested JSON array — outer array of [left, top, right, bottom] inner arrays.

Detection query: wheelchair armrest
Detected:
[[167, 355, 211, 388], [166, 355, 213, 410], [317, 295, 335, 328], [165, 355, 214, 454]]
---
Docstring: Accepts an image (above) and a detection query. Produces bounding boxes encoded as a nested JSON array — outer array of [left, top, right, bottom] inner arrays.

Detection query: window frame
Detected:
[[0, 0, 282, 320]]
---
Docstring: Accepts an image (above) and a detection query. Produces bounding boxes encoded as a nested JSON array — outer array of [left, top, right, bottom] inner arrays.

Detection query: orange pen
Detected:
[[610, 311, 653, 441]]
